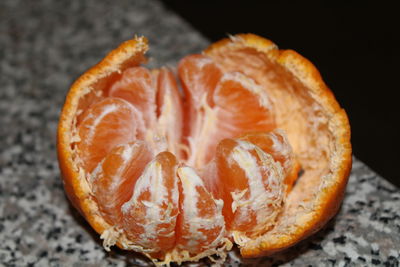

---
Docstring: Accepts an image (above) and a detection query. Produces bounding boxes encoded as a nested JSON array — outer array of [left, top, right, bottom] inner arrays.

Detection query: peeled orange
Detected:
[[57, 34, 352, 265]]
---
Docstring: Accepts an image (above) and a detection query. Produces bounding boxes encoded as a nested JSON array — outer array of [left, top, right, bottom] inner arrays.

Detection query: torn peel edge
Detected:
[[100, 225, 233, 266], [151, 238, 233, 266]]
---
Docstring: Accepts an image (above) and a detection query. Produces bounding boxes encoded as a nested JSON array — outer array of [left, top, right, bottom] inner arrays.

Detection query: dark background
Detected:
[[162, 1, 399, 187]]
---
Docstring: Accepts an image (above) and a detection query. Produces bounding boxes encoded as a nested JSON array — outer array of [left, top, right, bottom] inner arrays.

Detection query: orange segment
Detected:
[[108, 66, 156, 127], [77, 97, 143, 172], [178, 54, 222, 107], [90, 142, 152, 225], [178, 55, 223, 165], [213, 72, 275, 132], [215, 138, 285, 236], [193, 72, 276, 167], [179, 56, 276, 169], [121, 152, 179, 253], [240, 129, 300, 191], [156, 67, 183, 157], [176, 166, 225, 254]]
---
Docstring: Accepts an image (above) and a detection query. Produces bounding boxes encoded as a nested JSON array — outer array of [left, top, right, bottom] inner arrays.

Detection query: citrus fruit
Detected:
[[57, 34, 352, 265]]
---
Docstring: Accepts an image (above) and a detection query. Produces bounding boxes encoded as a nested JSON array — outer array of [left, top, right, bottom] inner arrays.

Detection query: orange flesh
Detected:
[[155, 67, 183, 157], [109, 66, 156, 128], [91, 141, 152, 225], [76, 54, 298, 258], [77, 97, 142, 172], [214, 138, 285, 236], [121, 152, 179, 253], [176, 166, 225, 254], [240, 131, 300, 191]]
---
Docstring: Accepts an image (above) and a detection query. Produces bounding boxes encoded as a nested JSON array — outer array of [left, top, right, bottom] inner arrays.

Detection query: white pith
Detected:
[[176, 166, 226, 252], [156, 84, 181, 156], [268, 129, 293, 171], [230, 140, 284, 232], [228, 145, 286, 245], [121, 158, 179, 252], [107, 144, 137, 191], [80, 99, 142, 164], [186, 93, 218, 168], [218, 72, 272, 109], [86, 104, 118, 142]]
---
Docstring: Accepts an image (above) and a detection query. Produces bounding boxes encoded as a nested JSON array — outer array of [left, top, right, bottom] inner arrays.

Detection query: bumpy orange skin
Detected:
[[57, 34, 352, 259]]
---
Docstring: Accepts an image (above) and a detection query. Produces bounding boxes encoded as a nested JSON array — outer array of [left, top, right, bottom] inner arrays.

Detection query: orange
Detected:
[[57, 34, 352, 265]]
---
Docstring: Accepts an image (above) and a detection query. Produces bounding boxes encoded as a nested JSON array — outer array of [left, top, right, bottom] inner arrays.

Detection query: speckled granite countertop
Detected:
[[0, 0, 399, 266]]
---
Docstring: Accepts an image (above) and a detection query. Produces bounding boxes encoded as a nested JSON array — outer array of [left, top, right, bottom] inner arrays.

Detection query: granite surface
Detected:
[[0, 0, 399, 266]]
